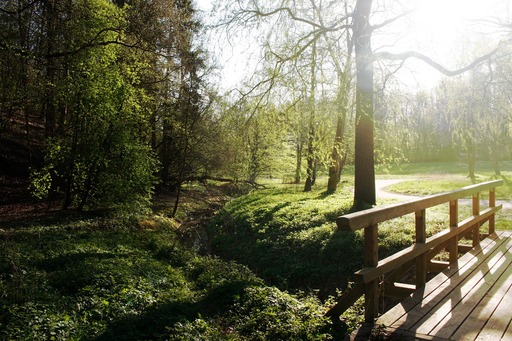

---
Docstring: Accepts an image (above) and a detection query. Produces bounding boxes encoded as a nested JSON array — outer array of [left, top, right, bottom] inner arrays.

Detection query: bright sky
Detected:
[[388, 0, 511, 89], [195, 0, 512, 91]]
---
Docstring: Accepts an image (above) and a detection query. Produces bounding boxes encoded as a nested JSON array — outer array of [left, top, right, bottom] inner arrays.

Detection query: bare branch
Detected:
[[242, 5, 350, 32], [0, 0, 40, 15], [375, 44, 504, 77], [371, 9, 413, 32]]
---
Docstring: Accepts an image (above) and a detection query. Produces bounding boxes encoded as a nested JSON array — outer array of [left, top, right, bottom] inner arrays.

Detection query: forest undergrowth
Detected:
[[1, 165, 511, 340]]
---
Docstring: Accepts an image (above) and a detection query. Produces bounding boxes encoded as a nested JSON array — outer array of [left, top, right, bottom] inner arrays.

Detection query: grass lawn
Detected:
[[377, 161, 512, 230], [2, 161, 511, 340]]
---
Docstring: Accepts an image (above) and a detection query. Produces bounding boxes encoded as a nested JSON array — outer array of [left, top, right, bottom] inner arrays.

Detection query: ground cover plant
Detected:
[[0, 216, 334, 340], [2, 162, 510, 340], [210, 162, 512, 332], [208, 177, 481, 299]]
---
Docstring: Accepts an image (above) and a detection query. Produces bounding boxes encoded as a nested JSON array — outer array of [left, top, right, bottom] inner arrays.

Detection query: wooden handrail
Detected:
[[354, 206, 501, 284], [337, 180, 502, 232], [327, 179, 503, 323]]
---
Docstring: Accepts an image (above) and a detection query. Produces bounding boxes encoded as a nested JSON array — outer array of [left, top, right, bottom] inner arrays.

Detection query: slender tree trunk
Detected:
[[494, 159, 501, 176], [43, 0, 57, 138], [160, 121, 170, 184], [468, 146, 476, 182], [304, 127, 315, 191], [151, 113, 157, 150], [491, 147, 501, 176], [325, 0, 352, 194], [304, 39, 317, 192], [172, 180, 183, 217], [327, 114, 345, 192], [353, 0, 376, 209], [294, 141, 302, 184], [311, 159, 317, 186]]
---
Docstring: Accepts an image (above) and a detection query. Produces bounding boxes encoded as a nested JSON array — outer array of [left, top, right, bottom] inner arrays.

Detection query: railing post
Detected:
[[472, 193, 480, 216], [415, 209, 427, 287], [364, 224, 379, 323], [489, 188, 496, 234], [472, 193, 480, 247], [449, 200, 459, 264]]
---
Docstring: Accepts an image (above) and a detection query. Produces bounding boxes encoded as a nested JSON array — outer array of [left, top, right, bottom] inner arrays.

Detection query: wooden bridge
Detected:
[[326, 180, 510, 340]]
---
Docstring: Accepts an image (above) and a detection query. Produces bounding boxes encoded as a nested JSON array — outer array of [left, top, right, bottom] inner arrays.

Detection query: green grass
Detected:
[[210, 161, 512, 330], [380, 161, 512, 228], [209, 178, 463, 296], [209, 183, 360, 295], [0, 217, 334, 340], [3, 161, 511, 339], [384, 174, 512, 198], [376, 160, 512, 176]]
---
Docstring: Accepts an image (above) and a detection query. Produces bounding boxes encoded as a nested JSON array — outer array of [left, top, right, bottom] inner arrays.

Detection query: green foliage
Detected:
[[167, 286, 333, 341], [29, 0, 158, 213], [0, 216, 334, 340], [210, 182, 364, 294], [228, 286, 332, 340]]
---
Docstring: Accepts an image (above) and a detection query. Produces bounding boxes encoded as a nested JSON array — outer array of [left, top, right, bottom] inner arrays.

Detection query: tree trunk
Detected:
[[325, 0, 352, 194], [352, 0, 376, 210], [304, 127, 314, 192], [327, 114, 346, 192], [294, 141, 302, 184], [312, 159, 317, 186], [304, 38, 317, 192], [494, 159, 501, 176], [43, 0, 58, 138], [468, 147, 476, 182]]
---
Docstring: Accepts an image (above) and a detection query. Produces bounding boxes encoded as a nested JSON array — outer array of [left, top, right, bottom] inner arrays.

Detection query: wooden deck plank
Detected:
[[504, 311, 512, 340], [376, 233, 500, 327], [413, 235, 512, 336], [377, 230, 512, 340], [430, 241, 512, 338], [475, 266, 512, 340], [377, 232, 505, 329], [452, 261, 512, 340]]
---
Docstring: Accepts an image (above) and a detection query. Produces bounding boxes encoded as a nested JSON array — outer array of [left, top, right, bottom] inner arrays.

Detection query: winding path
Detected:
[[375, 178, 512, 210]]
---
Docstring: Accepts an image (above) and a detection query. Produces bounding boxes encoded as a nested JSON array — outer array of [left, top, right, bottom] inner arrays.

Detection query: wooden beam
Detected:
[[384, 282, 416, 299], [489, 188, 496, 234], [364, 224, 379, 267], [325, 284, 365, 318], [355, 206, 502, 284], [365, 280, 379, 322], [336, 180, 502, 232], [449, 200, 459, 264], [473, 193, 480, 216], [428, 260, 449, 273], [364, 224, 379, 323], [415, 209, 427, 287]]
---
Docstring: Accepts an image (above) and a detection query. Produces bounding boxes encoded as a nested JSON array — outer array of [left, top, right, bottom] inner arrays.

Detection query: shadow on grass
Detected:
[[94, 280, 255, 341]]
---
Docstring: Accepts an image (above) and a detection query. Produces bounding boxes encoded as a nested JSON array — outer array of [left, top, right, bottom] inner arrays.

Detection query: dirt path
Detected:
[[375, 179, 422, 202], [375, 178, 512, 210]]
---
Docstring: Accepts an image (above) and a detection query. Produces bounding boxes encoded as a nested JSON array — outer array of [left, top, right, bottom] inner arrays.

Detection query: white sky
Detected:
[[195, 0, 512, 91], [384, 0, 512, 89]]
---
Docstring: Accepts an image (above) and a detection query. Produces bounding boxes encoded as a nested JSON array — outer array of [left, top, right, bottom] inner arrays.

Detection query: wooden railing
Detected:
[[326, 180, 503, 322]]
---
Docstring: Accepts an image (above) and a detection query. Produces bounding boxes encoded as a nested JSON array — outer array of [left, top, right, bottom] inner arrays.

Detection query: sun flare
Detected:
[[411, 0, 505, 36]]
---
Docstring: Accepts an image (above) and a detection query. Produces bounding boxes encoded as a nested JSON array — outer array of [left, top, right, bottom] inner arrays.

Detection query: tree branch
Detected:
[[239, 5, 351, 33], [0, 0, 40, 15], [371, 9, 413, 32], [375, 44, 503, 77]]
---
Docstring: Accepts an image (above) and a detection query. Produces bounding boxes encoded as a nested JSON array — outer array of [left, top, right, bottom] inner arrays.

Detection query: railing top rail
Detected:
[[337, 179, 503, 232]]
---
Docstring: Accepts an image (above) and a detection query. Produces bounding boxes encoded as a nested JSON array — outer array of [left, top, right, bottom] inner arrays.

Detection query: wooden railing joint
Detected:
[[327, 180, 503, 322]]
